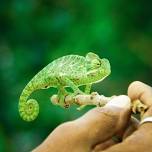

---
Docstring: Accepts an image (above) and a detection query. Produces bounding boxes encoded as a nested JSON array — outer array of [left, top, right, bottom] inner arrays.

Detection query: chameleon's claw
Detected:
[[64, 104, 70, 108], [63, 94, 70, 108], [51, 92, 71, 108]]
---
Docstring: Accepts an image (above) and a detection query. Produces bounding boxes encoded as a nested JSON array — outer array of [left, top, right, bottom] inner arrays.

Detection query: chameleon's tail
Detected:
[[19, 81, 39, 122]]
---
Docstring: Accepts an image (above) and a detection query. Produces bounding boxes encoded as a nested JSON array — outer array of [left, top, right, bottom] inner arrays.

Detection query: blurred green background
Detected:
[[0, 0, 152, 151]]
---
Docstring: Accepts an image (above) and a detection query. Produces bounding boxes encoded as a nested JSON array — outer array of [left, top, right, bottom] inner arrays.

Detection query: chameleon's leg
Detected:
[[63, 77, 84, 95], [56, 76, 84, 109], [84, 84, 92, 94], [63, 77, 88, 110], [57, 86, 70, 108], [53, 77, 71, 108]]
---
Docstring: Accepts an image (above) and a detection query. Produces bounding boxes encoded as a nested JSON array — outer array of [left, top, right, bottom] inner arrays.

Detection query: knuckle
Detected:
[[128, 81, 143, 96], [128, 81, 142, 90]]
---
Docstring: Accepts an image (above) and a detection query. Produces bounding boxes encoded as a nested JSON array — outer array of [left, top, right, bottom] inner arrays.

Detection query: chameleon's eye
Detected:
[[92, 59, 101, 68], [96, 62, 101, 66], [86, 59, 101, 70]]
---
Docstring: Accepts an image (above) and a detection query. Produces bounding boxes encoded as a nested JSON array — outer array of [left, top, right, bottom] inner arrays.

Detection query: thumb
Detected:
[[74, 95, 131, 146]]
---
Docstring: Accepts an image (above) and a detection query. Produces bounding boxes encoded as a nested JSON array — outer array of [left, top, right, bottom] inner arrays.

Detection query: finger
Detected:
[[122, 116, 139, 140], [93, 139, 116, 152], [142, 104, 152, 119], [101, 107, 152, 152], [92, 116, 139, 152], [128, 81, 152, 107], [123, 106, 152, 151], [74, 95, 131, 147]]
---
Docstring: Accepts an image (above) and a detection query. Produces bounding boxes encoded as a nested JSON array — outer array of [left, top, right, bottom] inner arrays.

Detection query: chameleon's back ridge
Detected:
[[18, 52, 111, 121], [46, 55, 86, 77]]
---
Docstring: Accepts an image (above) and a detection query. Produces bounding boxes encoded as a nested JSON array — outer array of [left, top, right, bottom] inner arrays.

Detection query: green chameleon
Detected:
[[19, 52, 111, 122]]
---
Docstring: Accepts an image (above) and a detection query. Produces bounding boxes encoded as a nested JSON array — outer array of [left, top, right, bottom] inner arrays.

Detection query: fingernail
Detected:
[[105, 95, 131, 109]]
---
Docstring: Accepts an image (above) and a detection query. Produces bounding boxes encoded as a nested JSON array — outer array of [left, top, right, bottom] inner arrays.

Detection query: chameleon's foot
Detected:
[[73, 90, 85, 96], [68, 90, 85, 104], [60, 94, 70, 108], [68, 91, 86, 110], [51, 91, 70, 108], [51, 94, 70, 108]]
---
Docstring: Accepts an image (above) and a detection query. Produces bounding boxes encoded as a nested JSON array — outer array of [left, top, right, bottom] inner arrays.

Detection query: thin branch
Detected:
[[50, 92, 148, 117]]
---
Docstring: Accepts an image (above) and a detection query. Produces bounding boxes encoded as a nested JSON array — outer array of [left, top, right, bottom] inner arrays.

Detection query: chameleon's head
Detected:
[[85, 52, 111, 80]]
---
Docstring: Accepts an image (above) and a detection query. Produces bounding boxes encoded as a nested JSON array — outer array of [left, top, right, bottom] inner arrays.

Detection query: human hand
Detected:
[[102, 81, 152, 152], [33, 95, 131, 152], [33, 81, 152, 152]]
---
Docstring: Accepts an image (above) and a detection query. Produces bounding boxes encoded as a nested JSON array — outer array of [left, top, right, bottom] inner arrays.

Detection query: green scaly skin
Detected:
[[19, 52, 111, 122]]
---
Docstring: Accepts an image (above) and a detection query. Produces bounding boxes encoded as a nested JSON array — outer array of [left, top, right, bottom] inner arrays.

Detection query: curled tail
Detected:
[[19, 99, 39, 122], [19, 82, 39, 122]]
